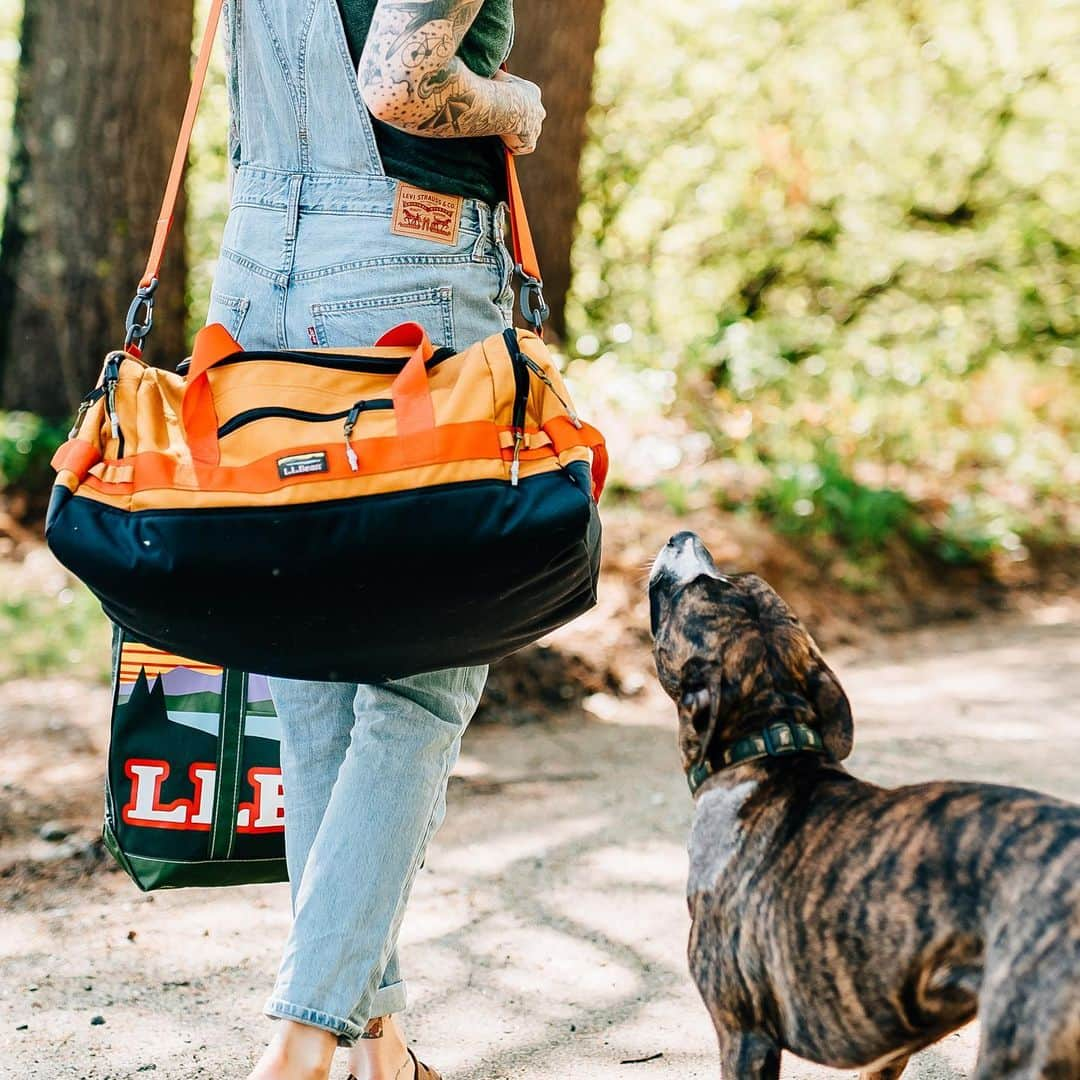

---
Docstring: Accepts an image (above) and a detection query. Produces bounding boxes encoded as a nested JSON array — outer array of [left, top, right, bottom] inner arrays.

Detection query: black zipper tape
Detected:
[[217, 399, 393, 439], [177, 345, 457, 377], [502, 328, 530, 433]]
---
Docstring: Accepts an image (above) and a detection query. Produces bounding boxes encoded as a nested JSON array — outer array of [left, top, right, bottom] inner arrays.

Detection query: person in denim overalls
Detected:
[[209, 3, 544, 1079]]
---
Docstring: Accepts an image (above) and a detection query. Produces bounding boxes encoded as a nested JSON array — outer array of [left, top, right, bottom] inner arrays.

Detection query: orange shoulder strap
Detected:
[[138, 0, 226, 294], [129, 3, 546, 350]]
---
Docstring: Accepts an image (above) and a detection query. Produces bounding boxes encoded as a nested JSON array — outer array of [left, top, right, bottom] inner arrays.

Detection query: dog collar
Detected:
[[687, 720, 826, 795]]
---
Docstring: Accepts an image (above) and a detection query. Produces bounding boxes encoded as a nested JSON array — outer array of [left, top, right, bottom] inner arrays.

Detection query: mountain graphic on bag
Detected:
[[104, 634, 288, 890]]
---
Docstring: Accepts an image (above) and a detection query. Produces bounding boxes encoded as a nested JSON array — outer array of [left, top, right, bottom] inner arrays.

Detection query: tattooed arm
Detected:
[[358, 0, 544, 154]]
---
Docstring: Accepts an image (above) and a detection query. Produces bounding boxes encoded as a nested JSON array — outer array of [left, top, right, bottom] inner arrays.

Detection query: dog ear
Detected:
[[677, 684, 721, 771], [678, 686, 712, 733], [805, 654, 853, 761]]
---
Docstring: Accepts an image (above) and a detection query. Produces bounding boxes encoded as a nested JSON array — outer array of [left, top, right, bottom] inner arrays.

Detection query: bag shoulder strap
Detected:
[[126, 0, 546, 354]]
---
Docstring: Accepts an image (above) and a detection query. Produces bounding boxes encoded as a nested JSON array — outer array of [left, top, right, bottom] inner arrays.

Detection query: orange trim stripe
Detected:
[[120, 660, 223, 672], [121, 646, 219, 660], [545, 416, 608, 500], [82, 421, 515, 496]]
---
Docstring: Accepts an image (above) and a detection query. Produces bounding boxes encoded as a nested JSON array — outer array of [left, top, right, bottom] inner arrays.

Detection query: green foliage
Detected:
[[0, 410, 68, 492], [573, 0, 1079, 564], [0, 555, 111, 683], [754, 452, 914, 555]]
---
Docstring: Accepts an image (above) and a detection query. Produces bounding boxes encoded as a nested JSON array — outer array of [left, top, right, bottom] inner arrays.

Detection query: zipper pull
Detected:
[[68, 400, 90, 440], [343, 402, 363, 471], [68, 387, 102, 439], [522, 355, 582, 428], [103, 354, 122, 439], [510, 429, 524, 487]]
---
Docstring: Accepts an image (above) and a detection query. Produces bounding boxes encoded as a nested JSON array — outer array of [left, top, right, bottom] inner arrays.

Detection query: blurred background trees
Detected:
[[508, 0, 607, 339], [0, 0, 193, 419], [567, 0, 1077, 575], [0, 0, 1077, 583]]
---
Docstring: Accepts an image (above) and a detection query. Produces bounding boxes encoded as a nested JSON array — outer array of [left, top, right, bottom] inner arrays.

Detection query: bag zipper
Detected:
[[217, 399, 393, 440], [503, 328, 531, 486], [103, 353, 125, 458], [69, 386, 105, 439], [218, 398, 393, 474], [501, 329, 586, 484], [177, 345, 456, 377]]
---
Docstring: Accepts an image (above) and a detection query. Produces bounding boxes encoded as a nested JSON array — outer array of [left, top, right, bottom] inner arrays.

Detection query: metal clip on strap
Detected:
[[516, 267, 550, 336], [124, 277, 159, 354]]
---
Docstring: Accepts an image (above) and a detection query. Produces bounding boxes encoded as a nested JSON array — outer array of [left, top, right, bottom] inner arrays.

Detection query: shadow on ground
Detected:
[[1, 602, 1078, 1078]]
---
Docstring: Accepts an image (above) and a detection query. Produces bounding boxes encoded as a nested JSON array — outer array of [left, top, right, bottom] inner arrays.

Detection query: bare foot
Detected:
[[346, 1015, 416, 1080], [247, 1018, 338, 1080]]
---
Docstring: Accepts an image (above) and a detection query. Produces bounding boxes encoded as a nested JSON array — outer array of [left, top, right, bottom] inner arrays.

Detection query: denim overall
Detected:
[[207, 0, 514, 1046]]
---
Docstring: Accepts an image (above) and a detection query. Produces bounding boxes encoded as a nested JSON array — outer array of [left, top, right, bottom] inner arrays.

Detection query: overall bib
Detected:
[[208, 0, 513, 1045]]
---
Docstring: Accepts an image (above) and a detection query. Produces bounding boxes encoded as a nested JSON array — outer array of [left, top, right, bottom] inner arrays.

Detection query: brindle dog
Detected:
[[650, 531, 1080, 1079]]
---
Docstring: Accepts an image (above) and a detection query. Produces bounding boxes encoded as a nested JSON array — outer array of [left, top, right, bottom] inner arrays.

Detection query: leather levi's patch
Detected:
[[390, 183, 463, 246], [277, 451, 329, 479]]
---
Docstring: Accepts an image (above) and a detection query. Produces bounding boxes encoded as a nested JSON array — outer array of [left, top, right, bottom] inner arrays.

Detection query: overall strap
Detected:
[[125, 0, 547, 356]]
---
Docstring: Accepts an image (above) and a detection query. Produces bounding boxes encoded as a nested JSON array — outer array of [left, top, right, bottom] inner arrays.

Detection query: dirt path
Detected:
[[2, 602, 1078, 1079]]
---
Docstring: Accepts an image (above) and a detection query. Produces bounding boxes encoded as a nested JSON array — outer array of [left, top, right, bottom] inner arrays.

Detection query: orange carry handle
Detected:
[[128, 4, 545, 352], [181, 322, 245, 465], [545, 416, 608, 501], [380, 323, 437, 436]]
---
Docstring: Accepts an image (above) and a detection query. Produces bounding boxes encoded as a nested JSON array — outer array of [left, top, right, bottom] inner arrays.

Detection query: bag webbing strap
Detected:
[[208, 667, 248, 861], [127, 2, 546, 354], [137, 0, 225, 295]]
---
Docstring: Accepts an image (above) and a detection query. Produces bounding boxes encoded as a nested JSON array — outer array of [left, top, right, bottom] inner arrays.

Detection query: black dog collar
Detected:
[[688, 720, 826, 795]]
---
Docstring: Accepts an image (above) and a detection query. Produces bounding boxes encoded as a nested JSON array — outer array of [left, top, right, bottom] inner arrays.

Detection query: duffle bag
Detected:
[[47, 321, 606, 681], [44, 0, 607, 683]]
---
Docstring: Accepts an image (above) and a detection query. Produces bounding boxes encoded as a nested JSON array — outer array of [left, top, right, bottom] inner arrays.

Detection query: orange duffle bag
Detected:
[[44, 0, 606, 683]]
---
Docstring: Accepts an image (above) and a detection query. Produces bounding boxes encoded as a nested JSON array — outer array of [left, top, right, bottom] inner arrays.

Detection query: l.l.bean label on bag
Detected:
[[390, 182, 463, 246], [277, 451, 329, 479]]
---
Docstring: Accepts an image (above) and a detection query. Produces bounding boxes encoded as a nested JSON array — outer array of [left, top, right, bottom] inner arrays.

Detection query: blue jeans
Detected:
[[263, 666, 487, 1044]]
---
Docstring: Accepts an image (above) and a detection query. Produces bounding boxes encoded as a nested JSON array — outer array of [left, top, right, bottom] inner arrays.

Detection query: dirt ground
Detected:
[[2, 591, 1078, 1079]]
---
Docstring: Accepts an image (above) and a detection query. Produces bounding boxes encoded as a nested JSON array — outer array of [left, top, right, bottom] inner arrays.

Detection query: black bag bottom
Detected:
[[49, 462, 602, 682]]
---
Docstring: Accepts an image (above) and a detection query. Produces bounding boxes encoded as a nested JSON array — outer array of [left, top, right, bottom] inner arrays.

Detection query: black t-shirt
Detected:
[[337, 0, 514, 205]]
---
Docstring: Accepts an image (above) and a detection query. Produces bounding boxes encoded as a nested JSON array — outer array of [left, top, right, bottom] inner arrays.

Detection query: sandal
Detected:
[[346, 1016, 441, 1080], [346, 1050, 440, 1080], [407, 1047, 441, 1079]]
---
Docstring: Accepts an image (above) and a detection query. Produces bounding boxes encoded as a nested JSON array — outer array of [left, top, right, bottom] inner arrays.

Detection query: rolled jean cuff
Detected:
[[263, 979, 408, 1048], [263, 998, 363, 1046], [367, 977, 408, 1020]]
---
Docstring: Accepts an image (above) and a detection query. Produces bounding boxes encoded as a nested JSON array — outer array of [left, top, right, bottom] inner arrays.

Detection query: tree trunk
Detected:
[[0, 0, 193, 420], [508, 1, 606, 342]]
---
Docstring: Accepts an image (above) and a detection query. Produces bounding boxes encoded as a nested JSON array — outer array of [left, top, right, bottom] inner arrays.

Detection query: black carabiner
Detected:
[[124, 277, 159, 351], [515, 264, 549, 336]]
